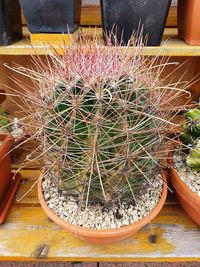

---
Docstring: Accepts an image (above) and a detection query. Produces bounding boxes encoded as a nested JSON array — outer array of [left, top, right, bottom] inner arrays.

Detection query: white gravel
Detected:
[[173, 152, 200, 197], [42, 173, 163, 230]]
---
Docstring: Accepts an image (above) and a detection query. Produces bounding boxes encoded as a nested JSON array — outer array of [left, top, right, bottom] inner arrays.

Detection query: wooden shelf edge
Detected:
[[0, 257, 200, 263], [0, 169, 199, 262], [0, 28, 200, 57]]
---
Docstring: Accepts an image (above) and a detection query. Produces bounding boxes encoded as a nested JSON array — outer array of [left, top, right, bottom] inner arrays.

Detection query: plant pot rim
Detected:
[[0, 134, 13, 142], [38, 171, 167, 238], [0, 172, 22, 224], [0, 134, 14, 161], [168, 150, 200, 202], [0, 134, 21, 224]]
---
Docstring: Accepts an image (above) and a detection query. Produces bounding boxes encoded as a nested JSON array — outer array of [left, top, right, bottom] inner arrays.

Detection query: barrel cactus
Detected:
[[45, 76, 162, 206], [181, 104, 200, 171], [9, 39, 187, 208]]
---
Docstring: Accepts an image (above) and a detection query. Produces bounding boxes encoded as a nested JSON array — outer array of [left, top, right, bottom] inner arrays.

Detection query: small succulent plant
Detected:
[[8, 37, 188, 208], [180, 103, 200, 171]]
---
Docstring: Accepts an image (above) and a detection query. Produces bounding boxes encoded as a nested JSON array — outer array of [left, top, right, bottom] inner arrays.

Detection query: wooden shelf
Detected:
[[0, 169, 200, 262], [0, 28, 200, 56]]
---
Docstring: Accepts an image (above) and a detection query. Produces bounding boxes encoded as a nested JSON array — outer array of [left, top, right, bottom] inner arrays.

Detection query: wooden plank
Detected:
[[0, 169, 198, 262], [167, 7, 177, 27], [1, 28, 200, 57], [13, 170, 41, 205], [81, 5, 102, 26], [0, 204, 200, 262], [30, 31, 79, 45]]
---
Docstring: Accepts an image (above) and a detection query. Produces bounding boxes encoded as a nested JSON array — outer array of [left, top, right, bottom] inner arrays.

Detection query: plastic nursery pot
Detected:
[[0, 134, 21, 224], [38, 171, 167, 244], [100, 0, 172, 46], [0, 0, 22, 46], [178, 0, 200, 45], [19, 0, 81, 34], [168, 152, 200, 225]]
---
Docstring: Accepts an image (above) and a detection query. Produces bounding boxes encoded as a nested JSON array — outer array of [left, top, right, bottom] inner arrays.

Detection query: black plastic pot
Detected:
[[20, 0, 81, 33], [0, 0, 22, 46], [100, 0, 172, 46]]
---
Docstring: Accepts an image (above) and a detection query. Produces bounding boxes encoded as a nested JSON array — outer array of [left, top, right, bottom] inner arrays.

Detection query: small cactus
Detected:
[[187, 140, 200, 171], [8, 37, 188, 208], [180, 103, 200, 171], [180, 106, 200, 143]]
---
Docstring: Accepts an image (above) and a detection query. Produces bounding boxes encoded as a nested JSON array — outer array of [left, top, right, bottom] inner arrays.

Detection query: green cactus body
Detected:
[[187, 140, 200, 171], [43, 76, 161, 205], [180, 105, 200, 172], [180, 108, 200, 143]]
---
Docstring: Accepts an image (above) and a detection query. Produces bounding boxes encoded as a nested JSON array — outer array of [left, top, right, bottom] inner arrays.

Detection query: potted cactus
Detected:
[[8, 37, 187, 244], [169, 103, 200, 225], [100, 0, 172, 46], [19, 0, 81, 34]]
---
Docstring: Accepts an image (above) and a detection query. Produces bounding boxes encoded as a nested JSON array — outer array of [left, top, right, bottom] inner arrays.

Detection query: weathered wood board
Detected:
[[1, 28, 200, 57], [0, 170, 200, 262]]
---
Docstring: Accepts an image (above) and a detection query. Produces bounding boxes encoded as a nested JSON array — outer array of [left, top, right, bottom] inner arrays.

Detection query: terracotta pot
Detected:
[[0, 134, 14, 201], [168, 153, 200, 225], [178, 0, 200, 45], [38, 171, 167, 244], [0, 134, 21, 224]]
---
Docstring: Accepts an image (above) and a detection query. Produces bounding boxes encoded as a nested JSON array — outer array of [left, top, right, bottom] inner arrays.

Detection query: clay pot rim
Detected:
[[168, 150, 200, 202], [38, 171, 167, 237], [0, 134, 14, 162], [0, 134, 13, 143]]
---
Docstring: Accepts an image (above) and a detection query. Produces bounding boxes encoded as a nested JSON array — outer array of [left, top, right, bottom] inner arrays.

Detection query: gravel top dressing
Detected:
[[174, 152, 200, 197], [42, 173, 163, 230]]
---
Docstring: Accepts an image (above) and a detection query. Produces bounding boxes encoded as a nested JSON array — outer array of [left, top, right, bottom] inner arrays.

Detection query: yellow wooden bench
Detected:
[[0, 169, 200, 263]]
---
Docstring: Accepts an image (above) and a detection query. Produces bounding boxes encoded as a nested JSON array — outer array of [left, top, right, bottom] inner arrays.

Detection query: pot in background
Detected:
[[0, 0, 22, 46], [168, 153, 200, 225], [178, 0, 200, 45], [19, 0, 82, 34], [38, 171, 167, 244], [0, 135, 14, 201], [100, 0, 172, 46], [0, 134, 21, 224]]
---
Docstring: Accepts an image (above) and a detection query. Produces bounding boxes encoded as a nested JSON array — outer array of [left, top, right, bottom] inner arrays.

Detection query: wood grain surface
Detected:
[[1, 28, 200, 57], [0, 169, 200, 262]]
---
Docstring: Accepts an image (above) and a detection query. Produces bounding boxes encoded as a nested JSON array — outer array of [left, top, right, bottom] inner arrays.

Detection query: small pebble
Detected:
[[42, 172, 163, 230], [174, 152, 200, 198]]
